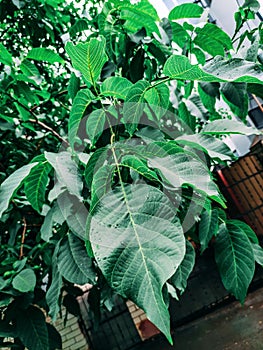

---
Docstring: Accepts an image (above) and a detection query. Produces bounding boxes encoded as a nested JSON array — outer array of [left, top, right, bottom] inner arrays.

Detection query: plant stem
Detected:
[[19, 217, 27, 259]]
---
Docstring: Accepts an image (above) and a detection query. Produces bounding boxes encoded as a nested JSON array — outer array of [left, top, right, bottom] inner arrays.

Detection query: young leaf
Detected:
[[45, 152, 82, 199], [12, 269, 36, 293], [57, 234, 95, 285], [170, 240, 195, 294], [214, 222, 255, 303], [24, 161, 52, 213], [168, 3, 204, 20], [0, 162, 37, 219], [66, 38, 108, 86], [20, 59, 41, 80], [201, 119, 261, 135], [68, 88, 96, 146], [90, 184, 185, 343], [86, 108, 106, 147], [84, 147, 110, 189], [144, 84, 170, 120], [16, 306, 49, 350], [170, 22, 191, 49], [27, 48, 64, 64], [68, 73, 80, 101], [198, 207, 219, 253], [101, 77, 133, 100], [178, 102, 196, 132]]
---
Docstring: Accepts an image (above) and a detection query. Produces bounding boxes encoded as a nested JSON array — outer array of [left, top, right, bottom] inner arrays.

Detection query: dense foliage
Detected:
[[1, 0, 263, 348]]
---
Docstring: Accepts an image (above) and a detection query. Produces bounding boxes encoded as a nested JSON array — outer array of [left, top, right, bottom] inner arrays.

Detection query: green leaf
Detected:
[[123, 80, 150, 135], [252, 243, 263, 266], [12, 268, 36, 292], [120, 0, 160, 36], [0, 162, 37, 219], [85, 147, 110, 189], [163, 55, 263, 84], [69, 18, 89, 37], [228, 219, 258, 244], [168, 3, 204, 20], [144, 84, 170, 120], [47, 323, 62, 350], [57, 234, 95, 285], [175, 134, 234, 161], [120, 155, 159, 182], [148, 152, 219, 196], [68, 88, 96, 146], [170, 240, 195, 294], [90, 184, 185, 343], [24, 161, 52, 213], [86, 108, 106, 147], [68, 73, 80, 101], [66, 38, 108, 85], [194, 23, 233, 57], [214, 222, 255, 303], [46, 245, 62, 320], [170, 22, 191, 49], [0, 43, 13, 66], [220, 83, 248, 119], [20, 59, 41, 81], [178, 102, 196, 132], [27, 48, 64, 64], [198, 207, 219, 253], [45, 151, 82, 199], [201, 119, 261, 135], [16, 306, 49, 350], [100, 77, 132, 100], [90, 164, 115, 212]]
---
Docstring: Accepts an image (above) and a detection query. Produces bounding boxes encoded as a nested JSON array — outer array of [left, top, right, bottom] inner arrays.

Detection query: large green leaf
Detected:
[[175, 134, 234, 161], [0, 162, 37, 219], [66, 38, 107, 85], [170, 22, 191, 49], [45, 152, 82, 199], [170, 240, 195, 294], [198, 207, 219, 253], [120, 0, 160, 36], [163, 55, 263, 84], [69, 18, 90, 37], [214, 222, 255, 303], [16, 306, 49, 350], [0, 43, 13, 66], [168, 3, 203, 20], [90, 184, 185, 343], [57, 234, 95, 285], [148, 152, 219, 196], [123, 80, 150, 135], [20, 59, 41, 81], [220, 83, 248, 119], [86, 108, 106, 147], [24, 161, 52, 213], [68, 88, 96, 146], [177, 102, 196, 132], [100, 77, 133, 100], [12, 268, 36, 292], [194, 23, 233, 57], [201, 119, 261, 135], [26, 48, 64, 64]]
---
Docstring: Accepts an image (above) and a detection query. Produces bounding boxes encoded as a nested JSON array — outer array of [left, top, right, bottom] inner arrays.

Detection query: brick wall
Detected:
[[54, 307, 89, 350]]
